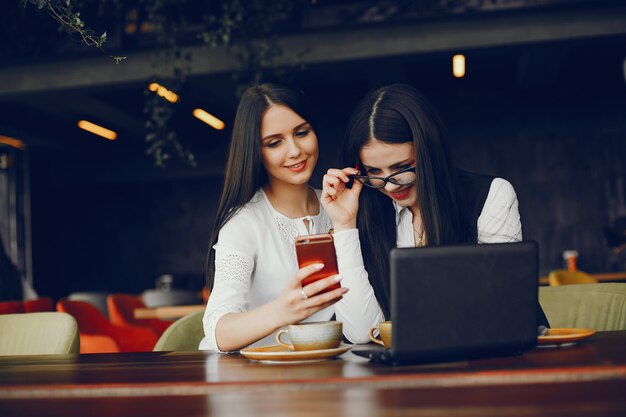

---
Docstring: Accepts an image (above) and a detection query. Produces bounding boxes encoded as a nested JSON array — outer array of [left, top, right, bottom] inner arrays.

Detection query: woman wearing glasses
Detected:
[[321, 84, 525, 321]]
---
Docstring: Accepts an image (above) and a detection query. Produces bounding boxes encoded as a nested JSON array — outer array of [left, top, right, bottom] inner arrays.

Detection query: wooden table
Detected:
[[538, 272, 626, 285], [1, 331, 625, 416], [133, 304, 205, 320]]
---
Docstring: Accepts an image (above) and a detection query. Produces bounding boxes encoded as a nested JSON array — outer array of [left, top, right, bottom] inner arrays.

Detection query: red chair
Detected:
[[107, 294, 171, 336], [0, 301, 24, 314], [202, 286, 211, 304], [57, 299, 158, 353], [23, 297, 54, 313]]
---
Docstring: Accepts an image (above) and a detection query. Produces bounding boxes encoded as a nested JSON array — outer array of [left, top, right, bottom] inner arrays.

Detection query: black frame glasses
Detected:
[[353, 163, 417, 189]]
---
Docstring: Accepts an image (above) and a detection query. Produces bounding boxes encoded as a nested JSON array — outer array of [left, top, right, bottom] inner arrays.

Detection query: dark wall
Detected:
[[31, 170, 222, 300], [447, 95, 626, 274], [27, 38, 626, 299]]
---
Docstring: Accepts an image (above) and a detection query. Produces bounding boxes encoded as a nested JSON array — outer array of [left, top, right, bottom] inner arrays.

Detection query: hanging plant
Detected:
[[198, 0, 304, 97], [21, 0, 126, 63], [141, 0, 195, 167], [20, 0, 310, 167], [142, 0, 303, 167]]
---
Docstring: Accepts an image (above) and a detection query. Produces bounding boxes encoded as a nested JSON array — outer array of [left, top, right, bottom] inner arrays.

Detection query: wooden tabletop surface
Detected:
[[133, 304, 205, 319], [538, 272, 626, 285], [1, 331, 625, 416]]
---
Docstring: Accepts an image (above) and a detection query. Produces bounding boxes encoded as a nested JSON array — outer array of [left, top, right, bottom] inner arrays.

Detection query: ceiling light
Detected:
[[453, 54, 466, 78], [193, 108, 225, 130], [0, 135, 26, 150], [77, 120, 118, 141], [148, 82, 179, 103]]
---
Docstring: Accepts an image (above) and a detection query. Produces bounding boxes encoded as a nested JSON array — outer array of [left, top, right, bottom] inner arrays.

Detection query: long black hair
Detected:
[[343, 84, 470, 317], [205, 83, 314, 289]]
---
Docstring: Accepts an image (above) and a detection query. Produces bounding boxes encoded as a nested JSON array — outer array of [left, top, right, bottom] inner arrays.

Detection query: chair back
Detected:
[[0, 312, 79, 355], [548, 270, 598, 286], [0, 301, 24, 315], [68, 292, 110, 318], [57, 299, 113, 335], [23, 297, 54, 313], [57, 299, 159, 353], [107, 294, 145, 327], [539, 283, 626, 330], [201, 286, 210, 304], [107, 294, 172, 336], [153, 311, 204, 351]]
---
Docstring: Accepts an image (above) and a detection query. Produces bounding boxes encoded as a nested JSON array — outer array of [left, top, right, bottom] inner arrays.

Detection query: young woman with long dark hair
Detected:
[[200, 83, 377, 352], [322, 84, 547, 325]]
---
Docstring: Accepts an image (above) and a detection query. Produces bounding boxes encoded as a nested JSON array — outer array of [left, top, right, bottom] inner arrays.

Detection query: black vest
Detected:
[[455, 170, 549, 327], [456, 170, 495, 242]]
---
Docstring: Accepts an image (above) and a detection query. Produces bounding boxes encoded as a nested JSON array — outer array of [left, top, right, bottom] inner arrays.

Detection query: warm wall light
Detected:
[[77, 120, 118, 141], [0, 135, 26, 150], [148, 82, 179, 103], [453, 54, 466, 78], [193, 108, 225, 130]]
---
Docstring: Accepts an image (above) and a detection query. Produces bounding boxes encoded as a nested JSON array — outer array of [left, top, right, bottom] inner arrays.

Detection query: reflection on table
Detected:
[[0, 331, 625, 417]]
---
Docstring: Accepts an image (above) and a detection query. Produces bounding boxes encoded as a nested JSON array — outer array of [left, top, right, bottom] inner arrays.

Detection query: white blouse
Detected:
[[332, 177, 523, 332], [199, 188, 378, 352]]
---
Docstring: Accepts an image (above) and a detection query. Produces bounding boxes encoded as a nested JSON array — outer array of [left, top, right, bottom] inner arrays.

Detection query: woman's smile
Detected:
[[286, 159, 307, 172], [390, 187, 411, 200]]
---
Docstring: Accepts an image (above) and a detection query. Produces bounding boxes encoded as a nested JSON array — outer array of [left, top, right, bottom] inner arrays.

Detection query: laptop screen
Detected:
[[389, 241, 538, 362]]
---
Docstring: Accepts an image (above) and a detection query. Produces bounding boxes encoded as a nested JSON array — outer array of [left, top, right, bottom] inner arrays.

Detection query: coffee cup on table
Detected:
[[369, 321, 392, 349], [275, 321, 342, 351]]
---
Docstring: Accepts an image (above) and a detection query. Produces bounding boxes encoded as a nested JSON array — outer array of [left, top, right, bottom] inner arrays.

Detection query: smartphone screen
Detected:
[[295, 233, 341, 293]]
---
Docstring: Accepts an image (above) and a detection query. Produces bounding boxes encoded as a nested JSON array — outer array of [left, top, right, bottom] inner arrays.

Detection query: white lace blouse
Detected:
[[199, 188, 377, 352], [332, 177, 522, 329]]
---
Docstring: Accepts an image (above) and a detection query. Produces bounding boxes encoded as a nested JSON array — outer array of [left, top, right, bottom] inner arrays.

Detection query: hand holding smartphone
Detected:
[[295, 233, 341, 293]]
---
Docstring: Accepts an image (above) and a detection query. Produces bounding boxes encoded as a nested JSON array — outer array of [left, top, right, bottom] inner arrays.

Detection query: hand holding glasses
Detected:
[[350, 163, 417, 189], [321, 163, 417, 232]]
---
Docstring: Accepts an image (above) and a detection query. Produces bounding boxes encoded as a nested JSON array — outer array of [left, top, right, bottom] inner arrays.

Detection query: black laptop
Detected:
[[353, 241, 539, 365]]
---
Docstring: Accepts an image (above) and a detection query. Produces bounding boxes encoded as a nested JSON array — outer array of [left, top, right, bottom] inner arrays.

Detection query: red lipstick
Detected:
[[286, 160, 307, 172]]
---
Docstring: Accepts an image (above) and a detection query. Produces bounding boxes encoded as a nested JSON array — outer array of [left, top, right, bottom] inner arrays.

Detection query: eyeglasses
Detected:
[[353, 163, 417, 189]]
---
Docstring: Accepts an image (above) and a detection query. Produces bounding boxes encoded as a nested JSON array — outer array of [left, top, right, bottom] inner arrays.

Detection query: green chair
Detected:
[[539, 283, 626, 331], [153, 311, 204, 351], [0, 312, 79, 355]]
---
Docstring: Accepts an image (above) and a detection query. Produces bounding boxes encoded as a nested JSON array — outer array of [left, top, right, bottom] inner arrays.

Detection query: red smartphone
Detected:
[[295, 233, 341, 293]]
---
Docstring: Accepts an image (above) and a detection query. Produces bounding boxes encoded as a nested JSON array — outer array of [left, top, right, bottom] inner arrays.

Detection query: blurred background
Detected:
[[1, 0, 626, 301]]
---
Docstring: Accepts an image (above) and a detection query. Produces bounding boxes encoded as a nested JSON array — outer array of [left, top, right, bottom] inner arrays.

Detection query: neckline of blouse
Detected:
[[393, 201, 410, 225], [259, 187, 322, 221]]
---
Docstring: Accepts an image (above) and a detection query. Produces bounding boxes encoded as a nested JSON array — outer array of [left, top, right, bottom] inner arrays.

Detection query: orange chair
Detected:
[[57, 299, 158, 353], [548, 270, 599, 286], [202, 286, 210, 304], [0, 301, 24, 315], [107, 294, 171, 336], [23, 297, 54, 313]]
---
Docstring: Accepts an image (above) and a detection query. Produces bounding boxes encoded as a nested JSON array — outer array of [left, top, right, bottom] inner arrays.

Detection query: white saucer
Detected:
[[240, 343, 351, 363]]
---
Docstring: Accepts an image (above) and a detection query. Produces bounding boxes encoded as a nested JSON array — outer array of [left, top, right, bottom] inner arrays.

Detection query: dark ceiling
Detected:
[[1, 1, 625, 184]]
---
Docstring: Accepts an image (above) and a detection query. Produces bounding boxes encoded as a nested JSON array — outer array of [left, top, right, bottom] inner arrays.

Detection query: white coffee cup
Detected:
[[275, 321, 342, 351]]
